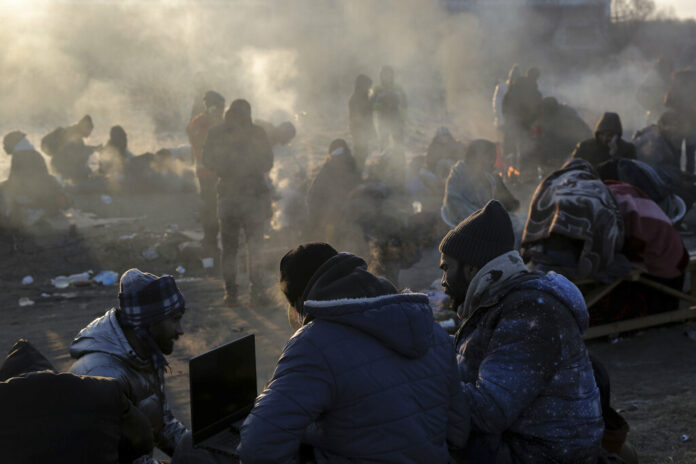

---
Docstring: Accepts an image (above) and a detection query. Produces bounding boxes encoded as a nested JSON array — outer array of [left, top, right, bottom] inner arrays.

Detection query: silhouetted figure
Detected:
[[502, 67, 542, 158], [349, 74, 377, 171], [203, 99, 274, 306], [188, 90, 225, 254], [371, 66, 407, 149], [41, 114, 96, 183], [571, 112, 635, 168]]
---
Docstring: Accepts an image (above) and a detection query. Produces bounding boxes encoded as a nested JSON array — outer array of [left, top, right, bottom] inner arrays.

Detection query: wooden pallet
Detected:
[[581, 260, 696, 340]]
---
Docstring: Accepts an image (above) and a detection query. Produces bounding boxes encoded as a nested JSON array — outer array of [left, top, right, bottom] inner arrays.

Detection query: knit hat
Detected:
[[439, 200, 514, 267], [279, 243, 338, 306], [117, 269, 185, 369]]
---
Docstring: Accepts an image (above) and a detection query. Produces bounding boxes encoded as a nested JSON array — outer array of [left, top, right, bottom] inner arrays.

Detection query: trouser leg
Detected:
[[243, 213, 267, 300], [219, 202, 241, 300], [198, 176, 219, 253]]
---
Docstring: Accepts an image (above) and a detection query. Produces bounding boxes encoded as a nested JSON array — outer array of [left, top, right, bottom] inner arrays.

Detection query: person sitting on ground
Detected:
[[439, 200, 604, 462], [237, 242, 469, 462], [571, 112, 636, 168], [0, 338, 153, 463], [441, 139, 519, 228], [531, 96, 592, 172], [425, 127, 465, 174], [41, 114, 97, 183], [349, 74, 377, 171], [306, 139, 362, 246], [1, 130, 70, 227], [70, 269, 188, 464], [97, 125, 134, 177]]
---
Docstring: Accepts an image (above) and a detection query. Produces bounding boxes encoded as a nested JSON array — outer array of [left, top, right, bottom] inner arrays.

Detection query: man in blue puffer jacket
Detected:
[[439, 200, 604, 463], [238, 242, 469, 463]]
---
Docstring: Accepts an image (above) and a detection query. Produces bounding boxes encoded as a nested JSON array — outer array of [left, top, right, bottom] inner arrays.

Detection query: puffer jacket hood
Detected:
[[303, 253, 433, 358], [70, 308, 150, 370], [595, 112, 623, 137], [518, 271, 590, 333], [0, 339, 55, 381]]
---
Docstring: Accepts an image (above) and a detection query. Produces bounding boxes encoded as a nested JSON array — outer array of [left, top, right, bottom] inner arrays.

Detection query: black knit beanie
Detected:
[[439, 200, 514, 267], [279, 243, 338, 306]]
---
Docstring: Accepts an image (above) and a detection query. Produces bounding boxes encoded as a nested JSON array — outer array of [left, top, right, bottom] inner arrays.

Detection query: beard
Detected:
[[445, 277, 470, 312]]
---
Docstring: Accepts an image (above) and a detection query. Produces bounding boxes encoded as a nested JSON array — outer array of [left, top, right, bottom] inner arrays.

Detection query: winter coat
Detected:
[[349, 90, 377, 141], [571, 112, 636, 168], [371, 84, 408, 120], [532, 103, 592, 170], [307, 152, 362, 229], [0, 339, 153, 464], [202, 121, 274, 198], [455, 251, 604, 463], [441, 160, 519, 228], [69, 308, 187, 458], [41, 125, 94, 182], [239, 253, 470, 463]]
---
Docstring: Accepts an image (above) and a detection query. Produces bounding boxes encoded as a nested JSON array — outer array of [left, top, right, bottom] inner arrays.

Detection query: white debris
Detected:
[[21, 276, 34, 285], [201, 257, 215, 269], [101, 194, 113, 205], [176, 266, 186, 275], [19, 297, 35, 307], [142, 246, 159, 261]]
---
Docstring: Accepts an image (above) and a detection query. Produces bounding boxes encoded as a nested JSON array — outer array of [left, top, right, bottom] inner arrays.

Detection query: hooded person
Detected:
[[70, 269, 188, 463], [1, 130, 69, 226], [439, 200, 603, 463], [441, 139, 519, 228], [306, 139, 362, 247], [0, 339, 153, 463], [237, 242, 469, 463], [349, 74, 377, 171], [202, 98, 274, 306], [40, 114, 96, 183], [188, 90, 226, 254], [571, 112, 637, 168]]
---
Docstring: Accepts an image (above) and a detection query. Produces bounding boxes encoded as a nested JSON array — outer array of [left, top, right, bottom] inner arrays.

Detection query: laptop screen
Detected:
[[189, 334, 257, 444]]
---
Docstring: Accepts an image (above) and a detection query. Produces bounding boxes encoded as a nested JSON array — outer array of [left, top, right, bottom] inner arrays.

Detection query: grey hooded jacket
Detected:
[[69, 308, 187, 458]]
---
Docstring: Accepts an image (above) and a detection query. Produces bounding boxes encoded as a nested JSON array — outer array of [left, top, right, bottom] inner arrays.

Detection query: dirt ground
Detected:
[[1, 191, 696, 463]]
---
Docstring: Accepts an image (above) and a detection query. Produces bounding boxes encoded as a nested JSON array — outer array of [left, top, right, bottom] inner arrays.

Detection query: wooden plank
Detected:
[[584, 307, 696, 340]]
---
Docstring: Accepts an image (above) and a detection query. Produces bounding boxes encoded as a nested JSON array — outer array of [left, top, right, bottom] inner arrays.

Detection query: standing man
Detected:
[[371, 66, 407, 149], [188, 90, 225, 256], [349, 74, 376, 171], [439, 200, 603, 462], [203, 99, 274, 307], [70, 269, 188, 464]]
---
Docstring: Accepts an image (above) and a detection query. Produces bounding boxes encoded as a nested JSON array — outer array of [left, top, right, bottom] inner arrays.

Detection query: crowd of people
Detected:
[[2, 57, 696, 463]]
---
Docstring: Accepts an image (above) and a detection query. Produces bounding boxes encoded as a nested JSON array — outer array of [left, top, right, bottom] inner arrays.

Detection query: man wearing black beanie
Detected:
[[439, 200, 603, 463], [238, 242, 470, 463]]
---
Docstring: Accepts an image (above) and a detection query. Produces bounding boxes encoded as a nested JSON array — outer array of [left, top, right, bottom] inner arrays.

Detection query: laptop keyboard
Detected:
[[200, 430, 241, 456]]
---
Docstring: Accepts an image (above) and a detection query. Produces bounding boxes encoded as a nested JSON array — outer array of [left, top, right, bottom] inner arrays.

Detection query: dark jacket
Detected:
[[202, 120, 274, 198], [0, 339, 153, 464], [349, 91, 377, 141], [239, 253, 470, 463], [41, 125, 94, 182], [571, 112, 636, 167], [455, 251, 603, 463], [307, 151, 362, 226]]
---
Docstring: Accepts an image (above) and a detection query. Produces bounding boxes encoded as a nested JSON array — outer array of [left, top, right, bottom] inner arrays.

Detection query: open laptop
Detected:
[[189, 334, 257, 455]]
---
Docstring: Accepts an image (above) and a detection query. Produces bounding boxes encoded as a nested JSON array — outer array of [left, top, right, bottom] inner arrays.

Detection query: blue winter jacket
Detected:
[[456, 267, 604, 463], [239, 253, 469, 463]]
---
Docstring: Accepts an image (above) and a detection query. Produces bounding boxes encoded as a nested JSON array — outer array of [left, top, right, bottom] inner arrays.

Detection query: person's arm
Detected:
[[156, 397, 188, 456], [461, 296, 561, 435], [255, 127, 274, 174], [445, 336, 470, 451], [238, 330, 333, 464], [119, 389, 155, 462]]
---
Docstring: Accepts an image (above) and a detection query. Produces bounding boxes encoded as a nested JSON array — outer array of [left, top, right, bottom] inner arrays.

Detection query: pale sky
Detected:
[[658, 0, 696, 19]]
